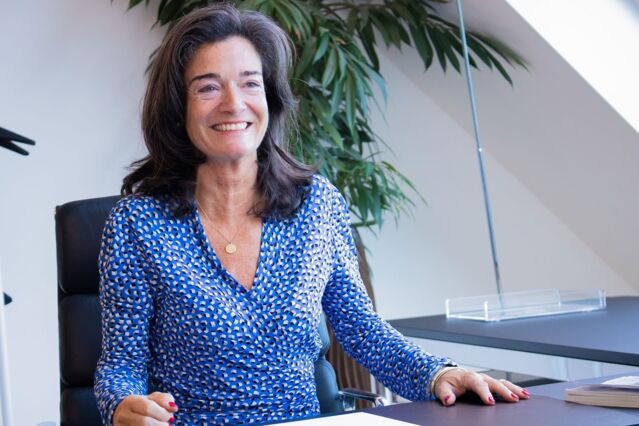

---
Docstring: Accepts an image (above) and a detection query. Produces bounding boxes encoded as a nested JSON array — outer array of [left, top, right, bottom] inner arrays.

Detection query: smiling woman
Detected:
[[96, 4, 528, 426], [122, 4, 313, 220]]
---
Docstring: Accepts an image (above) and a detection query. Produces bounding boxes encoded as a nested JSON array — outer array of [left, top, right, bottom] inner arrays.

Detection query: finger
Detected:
[[129, 397, 174, 422], [436, 380, 464, 406], [481, 376, 519, 402], [466, 373, 495, 405], [494, 378, 530, 400], [148, 392, 179, 412]]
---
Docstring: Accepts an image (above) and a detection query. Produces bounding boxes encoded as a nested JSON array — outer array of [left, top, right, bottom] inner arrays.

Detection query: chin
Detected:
[[205, 149, 259, 163]]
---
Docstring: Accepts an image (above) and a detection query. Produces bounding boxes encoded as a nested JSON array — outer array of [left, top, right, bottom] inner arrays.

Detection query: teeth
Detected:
[[213, 122, 249, 131]]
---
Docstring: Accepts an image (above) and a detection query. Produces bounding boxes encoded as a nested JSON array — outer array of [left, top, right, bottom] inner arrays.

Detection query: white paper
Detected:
[[277, 412, 418, 425], [601, 376, 639, 388]]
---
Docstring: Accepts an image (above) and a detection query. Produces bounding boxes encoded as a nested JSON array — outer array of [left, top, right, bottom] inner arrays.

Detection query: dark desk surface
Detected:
[[389, 296, 639, 365], [366, 396, 639, 426], [363, 373, 639, 426], [265, 374, 639, 426]]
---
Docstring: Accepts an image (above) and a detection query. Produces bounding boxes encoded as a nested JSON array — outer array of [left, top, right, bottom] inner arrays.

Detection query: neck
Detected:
[[194, 160, 260, 223]]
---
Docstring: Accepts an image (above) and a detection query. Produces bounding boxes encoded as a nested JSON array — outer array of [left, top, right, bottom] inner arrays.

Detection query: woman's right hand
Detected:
[[113, 392, 178, 425]]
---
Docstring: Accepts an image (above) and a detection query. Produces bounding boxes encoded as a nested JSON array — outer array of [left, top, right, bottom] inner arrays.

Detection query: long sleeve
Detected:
[[321, 188, 456, 401], [94, 200, 155, 425]]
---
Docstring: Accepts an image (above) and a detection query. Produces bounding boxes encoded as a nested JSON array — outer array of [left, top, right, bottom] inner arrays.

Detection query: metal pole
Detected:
[[455, 0, 503, 295], [0, 260, 13, 426]]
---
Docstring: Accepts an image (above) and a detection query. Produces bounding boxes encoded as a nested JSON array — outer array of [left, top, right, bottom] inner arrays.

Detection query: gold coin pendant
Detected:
[[225, 243, 237, 254]]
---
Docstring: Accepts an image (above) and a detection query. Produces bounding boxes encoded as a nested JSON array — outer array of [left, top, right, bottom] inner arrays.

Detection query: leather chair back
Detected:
[[55, 196, 343, 425], [315, 316, 342, 413], [56, 196, 119, 426]]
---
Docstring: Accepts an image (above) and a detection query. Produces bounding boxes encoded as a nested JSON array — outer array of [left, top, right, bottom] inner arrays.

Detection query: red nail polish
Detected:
[[169, 417, 175, 423], [488, 396, 495, 404], [169, 402, 177, 408], [522, 389, 530, 396], [444, 395, 450, 404], [511, 392, 519, 400]]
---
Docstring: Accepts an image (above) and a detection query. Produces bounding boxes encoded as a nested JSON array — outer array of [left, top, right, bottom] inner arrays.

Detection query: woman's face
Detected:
[[184, 36, 269, 164]]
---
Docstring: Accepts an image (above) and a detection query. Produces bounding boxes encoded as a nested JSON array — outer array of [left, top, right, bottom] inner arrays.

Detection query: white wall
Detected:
[[0, 1, 636, 424], [416, 0, 639, 292], [362, 50, 636, 320], [0, 1, 162, 424]]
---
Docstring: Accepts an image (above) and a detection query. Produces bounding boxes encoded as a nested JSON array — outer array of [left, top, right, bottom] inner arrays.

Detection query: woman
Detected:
[[95, 4, 528, 425]]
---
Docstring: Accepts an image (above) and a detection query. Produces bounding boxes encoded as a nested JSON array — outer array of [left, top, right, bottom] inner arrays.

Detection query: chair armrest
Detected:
[[337, 388, 387, 411]]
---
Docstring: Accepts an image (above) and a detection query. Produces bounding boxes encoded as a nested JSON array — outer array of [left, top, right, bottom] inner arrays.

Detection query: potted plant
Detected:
[[121, 0, 526, 396], [125, 0, 526, 230]]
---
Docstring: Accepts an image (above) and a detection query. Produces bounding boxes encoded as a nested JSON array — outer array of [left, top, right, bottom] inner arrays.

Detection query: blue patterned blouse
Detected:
[[94, 175, 454, 425]]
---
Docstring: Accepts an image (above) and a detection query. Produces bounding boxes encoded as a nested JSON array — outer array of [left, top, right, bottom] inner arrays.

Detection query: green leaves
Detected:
[[125, 0, 527, 229], [335, 1, 527, 82], [126, 0, 148, 9]]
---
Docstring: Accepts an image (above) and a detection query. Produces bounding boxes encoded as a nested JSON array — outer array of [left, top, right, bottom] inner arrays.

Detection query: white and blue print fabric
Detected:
[[94, 175, 454, 425]]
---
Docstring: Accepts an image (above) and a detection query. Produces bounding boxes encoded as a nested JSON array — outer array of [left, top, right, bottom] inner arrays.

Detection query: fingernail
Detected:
[[444, 395, 450, 405], [511, 392, 519, 400], [169, 417, 175, 423], [169, 402, 177, 408], [488, 396, 495, 404], [522, 389, 530, 396]]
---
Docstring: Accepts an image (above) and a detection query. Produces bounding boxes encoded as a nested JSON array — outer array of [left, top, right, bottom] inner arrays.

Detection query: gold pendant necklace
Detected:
[[196, 200, 240, 254]]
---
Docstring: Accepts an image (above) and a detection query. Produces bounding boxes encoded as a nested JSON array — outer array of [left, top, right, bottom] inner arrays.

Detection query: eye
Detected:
[[245, 80, 263, 89], [196, 83, 219, 94]]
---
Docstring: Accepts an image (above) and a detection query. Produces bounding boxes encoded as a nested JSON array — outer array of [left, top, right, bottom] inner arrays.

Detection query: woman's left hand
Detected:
[[434, 368, 530, 406]]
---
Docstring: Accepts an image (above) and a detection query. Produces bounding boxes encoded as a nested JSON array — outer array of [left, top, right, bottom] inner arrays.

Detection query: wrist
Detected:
[[429, 366, 467, 397], [113, 394, 137, 424]]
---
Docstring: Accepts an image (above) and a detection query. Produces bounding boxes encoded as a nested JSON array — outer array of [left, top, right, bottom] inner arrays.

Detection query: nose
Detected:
[[219, 84, 246, 114]]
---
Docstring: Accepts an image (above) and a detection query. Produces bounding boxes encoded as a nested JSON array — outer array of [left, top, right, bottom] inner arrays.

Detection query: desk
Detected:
[[273, 377, 639, 426], [364, 395, 639, 426], [388, 296, 639, 381]]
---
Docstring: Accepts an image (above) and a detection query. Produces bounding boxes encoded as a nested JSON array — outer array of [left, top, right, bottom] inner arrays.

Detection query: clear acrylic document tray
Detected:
[[445, 289, 606, 322]]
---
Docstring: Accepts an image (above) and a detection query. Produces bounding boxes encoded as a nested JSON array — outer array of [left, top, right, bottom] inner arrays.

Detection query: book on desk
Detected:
[[565, 376, 639, 409]]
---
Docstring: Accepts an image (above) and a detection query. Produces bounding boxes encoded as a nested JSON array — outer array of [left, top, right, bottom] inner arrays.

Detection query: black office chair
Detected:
[[55, 196, 383, 426]]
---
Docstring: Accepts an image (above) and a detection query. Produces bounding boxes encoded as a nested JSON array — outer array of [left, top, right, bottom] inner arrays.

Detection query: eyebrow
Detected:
[[188, 70, 262, 86]]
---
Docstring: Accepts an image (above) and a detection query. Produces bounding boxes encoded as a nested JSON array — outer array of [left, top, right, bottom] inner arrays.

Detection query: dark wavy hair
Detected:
[[122, 3, 314, 217]]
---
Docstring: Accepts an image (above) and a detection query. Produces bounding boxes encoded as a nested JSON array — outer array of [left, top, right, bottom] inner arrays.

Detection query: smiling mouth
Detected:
[[212, 122, 251, 131]]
